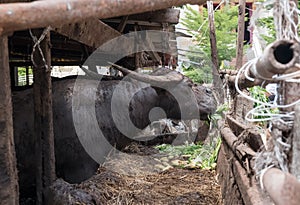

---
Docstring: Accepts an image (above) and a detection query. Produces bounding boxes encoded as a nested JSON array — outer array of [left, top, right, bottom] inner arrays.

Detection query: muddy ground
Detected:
[[48, 143, 222, 205]]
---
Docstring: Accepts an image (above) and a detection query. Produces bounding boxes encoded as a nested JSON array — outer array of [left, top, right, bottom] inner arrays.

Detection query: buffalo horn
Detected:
[[108, 62, 183, 85]]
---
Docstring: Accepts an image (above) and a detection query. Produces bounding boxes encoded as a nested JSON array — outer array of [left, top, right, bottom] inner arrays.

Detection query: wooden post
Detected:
[[207, 1, 219, 69], [235, 0, 246, 69], [26, 66, 29, 85], [291, 104, 300, 180], [0, 35, 19, 205], [32, 29, 56, 204], [283, 0, 300, 178]]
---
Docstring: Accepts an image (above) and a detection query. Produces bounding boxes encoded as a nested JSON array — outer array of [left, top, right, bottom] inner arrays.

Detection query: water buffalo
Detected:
[[13, 66, 216, 198]]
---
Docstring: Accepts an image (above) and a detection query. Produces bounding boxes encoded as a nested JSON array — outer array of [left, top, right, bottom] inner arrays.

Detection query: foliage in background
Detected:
[[256, 16, 276, 45], [18, 67, 33, 76], [181, 5, 239, 64], [182, 46, 213, 83], [248, 86, 279, 122], [248, 86, 269, 107], [255, 1, 300, 45], [155, 137, 222, 169], [208, 103, 229, 127]]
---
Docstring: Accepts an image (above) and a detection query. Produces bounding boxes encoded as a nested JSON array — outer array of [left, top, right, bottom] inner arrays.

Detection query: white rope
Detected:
[[29, 26, 52, 71], [245, 0, 300, 188], [273, 0, 300, 42], [235, 63, 300, 109]]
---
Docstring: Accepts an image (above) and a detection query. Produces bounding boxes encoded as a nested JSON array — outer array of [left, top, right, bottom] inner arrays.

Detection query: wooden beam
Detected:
[[117, 16, 129, 33], [103, 19, 162, 27], [235, 0, 246, 69], [127, 8, 180, 24], [53, 18, 121, 49], [0, 35, 19, 205], [32, 29, 56, 204], [0, 0, 206, 34]]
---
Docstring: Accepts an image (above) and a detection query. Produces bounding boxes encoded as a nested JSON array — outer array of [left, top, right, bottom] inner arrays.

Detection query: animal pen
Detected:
[[0, 0, 300, 205]]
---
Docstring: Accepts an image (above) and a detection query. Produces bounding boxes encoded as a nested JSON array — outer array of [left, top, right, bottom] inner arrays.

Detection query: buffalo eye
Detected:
[[205, 88, 212, 94]]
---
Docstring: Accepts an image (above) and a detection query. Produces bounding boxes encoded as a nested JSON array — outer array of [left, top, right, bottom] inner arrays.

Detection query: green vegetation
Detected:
[[248, 86, 279, 122], [18, 67, 33, 76], [256, 17, 276, 45], [17, 67, 33, 86], [182, 61, 213, 83], [255, 1, 300, 45], [155, 137, 222, 169], [208, 103, 229, 127], [181, 5, 239, 65], [180, 5, 241, 83], [248, 86, 269, 107]]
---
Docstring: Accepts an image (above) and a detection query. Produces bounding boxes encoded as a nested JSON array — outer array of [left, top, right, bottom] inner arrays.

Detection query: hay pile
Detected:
[[48, 144, 222, 205], [76, 167, 222, 205]]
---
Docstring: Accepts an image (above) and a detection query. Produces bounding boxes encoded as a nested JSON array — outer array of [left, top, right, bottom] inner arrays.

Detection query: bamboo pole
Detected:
[[0, 0, 206, 34], [251, 40, 300, 79]]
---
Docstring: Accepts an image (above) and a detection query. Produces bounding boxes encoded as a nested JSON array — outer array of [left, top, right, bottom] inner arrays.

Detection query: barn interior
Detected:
[[2, 0, 300, 205], [1, 0, 221, 204], [8, 8, 180, 89]]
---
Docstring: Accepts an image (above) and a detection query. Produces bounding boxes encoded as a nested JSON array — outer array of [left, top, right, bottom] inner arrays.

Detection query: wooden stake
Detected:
[[235, 0, 246, 69], [207, 1, 219, 69], [32, 29, 56, 204], [0, 35, 19, 205]]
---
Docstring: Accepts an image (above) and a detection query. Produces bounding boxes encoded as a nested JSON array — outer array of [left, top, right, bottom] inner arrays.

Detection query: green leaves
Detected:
[[256, 17, 276, 44], [155, 137, 222, 170], [181, 5, 239, 64]]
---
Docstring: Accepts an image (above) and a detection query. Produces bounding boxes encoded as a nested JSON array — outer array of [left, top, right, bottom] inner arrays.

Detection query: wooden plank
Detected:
[[226, 115, 263, 152], [0, 35, 19, 205], [218, 142, 273, 205], [53, 18, 121, 49], [232, 159, 272, 205], [32, 29, 56, 204], [235, 0, 246, 69], [217, 144, 244, 205], [0, 0, 206, 34]]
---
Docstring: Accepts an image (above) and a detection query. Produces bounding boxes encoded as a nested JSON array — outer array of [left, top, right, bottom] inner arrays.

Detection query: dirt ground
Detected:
[[49, 143, 222, 205]]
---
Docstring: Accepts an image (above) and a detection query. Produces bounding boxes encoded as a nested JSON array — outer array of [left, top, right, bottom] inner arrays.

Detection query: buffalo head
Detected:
[[83, 63, 217, 121]]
